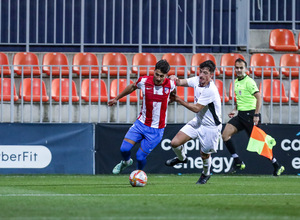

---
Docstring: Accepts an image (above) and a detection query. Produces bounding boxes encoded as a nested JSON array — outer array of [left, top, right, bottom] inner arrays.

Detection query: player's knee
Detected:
[[222, 132, 230, 141], [136, 150, 147, 163], [170, 139, 180, 148], [120, 140, 133, 153], [201, 151, 210, 159]]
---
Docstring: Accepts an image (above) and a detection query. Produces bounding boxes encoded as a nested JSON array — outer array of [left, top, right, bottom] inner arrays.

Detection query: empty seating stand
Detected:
[[72, 52, 100, 76], [220, 53, 246, 77], [102, 53, 128, 76], [19, 78, 49, 102], [259, 79, 288, 103], [290, 79, 299, 103], [13, 52, 41, 76], [190, 53, 220, 76], [110, 79, 138, 102], [43, 52, 70, 76], [162, 53, 188, 76], [0, 78, 18, 101], [215, 79, 229, 103], [269, 29, 298, 51], [0, 52, 11, 76], [176, 86, 194, 102], [280, 54, 300, 77], [81, 79, 108, 102], [51, 79, 79, 102], [131, 53, 157, 76], [250, 54, 279, 77]]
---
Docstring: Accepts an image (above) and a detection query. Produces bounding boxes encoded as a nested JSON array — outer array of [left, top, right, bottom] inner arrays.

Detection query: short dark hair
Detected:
[[235, 58, 247, 67], [199, 60, 216, 73], [155, 59, 170, 74]]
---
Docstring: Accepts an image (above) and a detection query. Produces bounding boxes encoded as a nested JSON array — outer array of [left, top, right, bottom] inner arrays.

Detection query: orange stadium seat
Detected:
[[102, 53, 128, 76], [42, 52, 69, 76], [220, 53, 245, 76], [176, 86, 194, 102], [110, 79, 138, 102], [269, 29, 298, 51], [72, 52, 100, 76], [51, 78, 79, 102], [280, 54, 300, 77], [0, 52, 11, 75], [19, 78, 49, 102], [250, 54, 279, 77], [298, 34, 300, 49], [215, 79, 229, 102], [13, 52, 41, 76], [161, 53, 188, 76], [290, 79, 299, 103], [190, 53, 220, 76], [0, 78, 18, 101], [81, 79, 108, 102], [259, 79, 288, 103], [131, 53, 157, 76]]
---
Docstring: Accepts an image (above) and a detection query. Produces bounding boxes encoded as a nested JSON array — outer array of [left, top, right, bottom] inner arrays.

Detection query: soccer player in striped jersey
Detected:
[[109, 60, 176, 174], [165, 60, 222, 184]]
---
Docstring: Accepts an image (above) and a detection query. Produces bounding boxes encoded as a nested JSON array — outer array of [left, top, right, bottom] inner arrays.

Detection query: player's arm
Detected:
[[169, 75, 188, 87], [108, 83, 138, 106], [253, 91, 262, 114], [228, 105, 237, 118], [253, 91, 262, 125], [171, 94, 204, 113]]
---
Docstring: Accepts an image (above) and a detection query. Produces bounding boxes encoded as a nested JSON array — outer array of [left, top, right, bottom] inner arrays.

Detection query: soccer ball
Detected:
[[129, 170, 147, 187]]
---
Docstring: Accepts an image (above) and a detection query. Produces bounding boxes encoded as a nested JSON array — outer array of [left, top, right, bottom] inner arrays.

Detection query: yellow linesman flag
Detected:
[[247, 126, 276, 160]]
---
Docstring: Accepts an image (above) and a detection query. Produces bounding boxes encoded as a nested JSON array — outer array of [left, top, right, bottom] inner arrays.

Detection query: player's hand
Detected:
[[169, 75, 178, 81], [253, 116, 259, 125], [108, 99, 117, 106], [169, 91, 177, 103], [228, 110, 237, 118]]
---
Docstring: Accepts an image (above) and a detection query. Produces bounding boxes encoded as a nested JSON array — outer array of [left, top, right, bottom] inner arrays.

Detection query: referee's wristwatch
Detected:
[[254, 113, 260, 117]]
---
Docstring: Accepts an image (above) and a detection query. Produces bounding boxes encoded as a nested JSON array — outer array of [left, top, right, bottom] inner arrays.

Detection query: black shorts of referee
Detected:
[[228, 110, 261, 137]]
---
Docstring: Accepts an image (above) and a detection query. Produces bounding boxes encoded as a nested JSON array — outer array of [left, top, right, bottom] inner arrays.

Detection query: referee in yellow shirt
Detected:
[[222, 58, 285, 176]]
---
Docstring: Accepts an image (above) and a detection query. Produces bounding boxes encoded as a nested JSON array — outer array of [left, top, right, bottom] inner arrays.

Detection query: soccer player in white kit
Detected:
[[165, 60, 222, 184]]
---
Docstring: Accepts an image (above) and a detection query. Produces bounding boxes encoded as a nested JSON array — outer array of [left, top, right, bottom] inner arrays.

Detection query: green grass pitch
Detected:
[[0, 174, 299, 220]]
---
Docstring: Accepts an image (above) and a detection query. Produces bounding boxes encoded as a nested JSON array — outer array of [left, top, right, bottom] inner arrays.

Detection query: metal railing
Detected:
[[250, 0, 300, 31], [0, 64, 299, 124], [0, 0, 249, 53]]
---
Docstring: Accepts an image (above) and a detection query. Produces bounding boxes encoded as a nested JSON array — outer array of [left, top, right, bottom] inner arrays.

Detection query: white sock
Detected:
[[232, 153, 239, 158], [202, 156, 212, 176], [172, 145, 186, 161], [124, 159, 131, 165]]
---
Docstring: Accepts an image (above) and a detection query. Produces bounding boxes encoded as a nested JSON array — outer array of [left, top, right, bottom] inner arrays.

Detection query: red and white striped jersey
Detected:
[[136, 76, 176, 128]]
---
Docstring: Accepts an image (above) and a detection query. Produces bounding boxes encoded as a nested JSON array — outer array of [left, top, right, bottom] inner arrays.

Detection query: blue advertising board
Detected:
[[96, 123, 300, 175], [0, 123, 94, 174]]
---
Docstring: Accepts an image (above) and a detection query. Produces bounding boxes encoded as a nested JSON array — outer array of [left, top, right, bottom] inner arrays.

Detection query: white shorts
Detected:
[[180, 120, 221, 154]]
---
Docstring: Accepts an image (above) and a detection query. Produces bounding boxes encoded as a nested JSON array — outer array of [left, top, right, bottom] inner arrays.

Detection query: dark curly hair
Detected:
[[155, 59, 170, 74], [199, 60, 216, 73]]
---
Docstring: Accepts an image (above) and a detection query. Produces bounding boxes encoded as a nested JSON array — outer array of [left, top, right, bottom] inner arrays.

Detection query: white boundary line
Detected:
[[0, 193, 300, 197]]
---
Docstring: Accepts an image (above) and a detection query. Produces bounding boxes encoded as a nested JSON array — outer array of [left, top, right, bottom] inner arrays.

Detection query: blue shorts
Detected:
[[125, 120, 165, 154]]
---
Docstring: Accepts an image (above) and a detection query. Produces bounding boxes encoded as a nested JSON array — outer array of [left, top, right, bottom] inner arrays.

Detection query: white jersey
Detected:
[[186, 76, 222, 127], [180, 77, 222, 154]]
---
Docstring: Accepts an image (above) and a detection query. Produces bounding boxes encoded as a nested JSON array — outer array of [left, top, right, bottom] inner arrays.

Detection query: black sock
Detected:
[[272, 160, 280, 168], [234, 157, 243, 164], [224, 139, 236, 155]]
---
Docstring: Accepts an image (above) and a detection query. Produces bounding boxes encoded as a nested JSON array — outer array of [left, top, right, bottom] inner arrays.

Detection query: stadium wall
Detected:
[[96, 123, 300, 175], [0, 123, 299, 175], [0, 123, 94, 174]]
